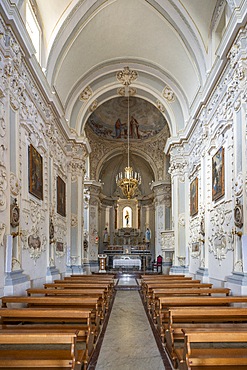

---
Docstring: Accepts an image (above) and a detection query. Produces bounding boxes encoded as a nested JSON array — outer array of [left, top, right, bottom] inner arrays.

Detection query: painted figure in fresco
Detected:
[[115, 118, 122, 138], [130, 115, 140, 139]]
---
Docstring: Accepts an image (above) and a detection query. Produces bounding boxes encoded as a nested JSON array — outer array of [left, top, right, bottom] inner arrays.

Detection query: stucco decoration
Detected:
[[162, 85, 175, 102], [79, 86, 93, 101], [116, 66, 138, 86], [234, 172, 243, 196], [0, 222, 6, 246], [10, 198, 20, 228], [71, 213, 78, 227], [117, 87, 136, 96], [168, 159, 188, 182], [156, 100, 165, 112], [68, 160, 85, 182], [161, 230, 174, 251], [89, 100, 98, 112], [0, 164, 7, 211], [208, 203, 233, 264], [10, 173, 20, 196], [178, 213, 185, 227]]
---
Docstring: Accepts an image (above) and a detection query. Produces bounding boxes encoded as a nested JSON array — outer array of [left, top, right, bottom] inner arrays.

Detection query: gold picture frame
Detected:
[[28, 144, 43, 200], [212, 147, 225, 201], [57, 176, 66, 217], [190, 177, 198, 217]]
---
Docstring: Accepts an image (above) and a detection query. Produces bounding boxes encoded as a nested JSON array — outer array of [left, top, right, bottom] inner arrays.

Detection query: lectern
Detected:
[[98, 254, 107, 273]]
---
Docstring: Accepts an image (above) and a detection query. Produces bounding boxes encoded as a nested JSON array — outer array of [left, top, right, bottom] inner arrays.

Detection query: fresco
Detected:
[[87, 97, 167, 140]]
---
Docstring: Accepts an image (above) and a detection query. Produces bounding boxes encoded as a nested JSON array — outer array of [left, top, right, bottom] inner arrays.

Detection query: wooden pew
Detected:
[[141, 282, 213, 307], [149, 287, 231, 317], [175, 329, 247, 370], [165, 307, 247, 367], [0, 307, 94, 369], [44, 282, 113, 309], [1, 296, 102, 337], [26, 288, 108, 316], [0, 329, 83, 369]]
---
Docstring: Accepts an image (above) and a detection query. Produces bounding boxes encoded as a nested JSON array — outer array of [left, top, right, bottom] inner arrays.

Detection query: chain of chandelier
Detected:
[[115, 67, 141, 199]]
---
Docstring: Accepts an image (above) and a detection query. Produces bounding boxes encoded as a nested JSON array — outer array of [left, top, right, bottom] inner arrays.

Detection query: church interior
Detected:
[[0, 0, 247, 369]]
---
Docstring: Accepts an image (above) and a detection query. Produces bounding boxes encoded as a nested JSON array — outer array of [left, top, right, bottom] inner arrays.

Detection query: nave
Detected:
[[90, 276, 170, 370]]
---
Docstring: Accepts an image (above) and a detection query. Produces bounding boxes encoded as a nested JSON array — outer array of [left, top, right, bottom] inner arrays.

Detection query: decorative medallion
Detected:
[[162, 85, 175, 102], [80, 86, 93, 101], [234, 199, 243, 228], [116, 67, 138, 86], [156, 100, 165, 112], [10, 173, 20, 196]]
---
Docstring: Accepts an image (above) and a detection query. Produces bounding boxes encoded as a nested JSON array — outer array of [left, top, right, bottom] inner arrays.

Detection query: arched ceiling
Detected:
[[35, 0, 218, 136], [33, 0, 222, 197]]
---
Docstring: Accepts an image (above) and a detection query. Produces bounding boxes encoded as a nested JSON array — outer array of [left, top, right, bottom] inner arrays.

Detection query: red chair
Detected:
[[152, 255, 162, 273]]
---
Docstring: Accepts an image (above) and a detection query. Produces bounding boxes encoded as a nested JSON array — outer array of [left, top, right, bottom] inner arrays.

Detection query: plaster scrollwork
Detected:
[[89, 100, 98, 112], [71, 213, 78, 228], [168, 159, 188, 182], [0, 222, 6, 246], [234, 260, 243, 273], [117, 86, 136, 96], [156, 100, 165, 112], [234, 172, 243, 196], [12, 257, 21, 271], [68, 160, 85, 182], [162, 85, 175, 102], [178, 213, 185, 227], [158, 206, 164, 219], [79, 86, 93, 101], [161, 230, 175, 251], [208, 203, 234, 264], [10, 173, 20, 196], [116, 66, 138, 86], [0, 164, 7, 211]]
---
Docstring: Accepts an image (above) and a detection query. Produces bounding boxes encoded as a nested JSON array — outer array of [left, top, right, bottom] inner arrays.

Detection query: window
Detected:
[[26, 1, 41, 63]]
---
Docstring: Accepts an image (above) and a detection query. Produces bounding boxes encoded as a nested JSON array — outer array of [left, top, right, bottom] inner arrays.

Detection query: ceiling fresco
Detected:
[[87, 97, 168, 141]]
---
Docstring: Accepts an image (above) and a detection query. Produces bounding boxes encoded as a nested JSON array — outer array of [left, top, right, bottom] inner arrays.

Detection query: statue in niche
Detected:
[[125, 211, 129, 227]]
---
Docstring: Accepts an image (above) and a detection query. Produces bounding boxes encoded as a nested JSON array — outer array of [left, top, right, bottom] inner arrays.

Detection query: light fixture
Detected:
[[116, 68, 141, 199]]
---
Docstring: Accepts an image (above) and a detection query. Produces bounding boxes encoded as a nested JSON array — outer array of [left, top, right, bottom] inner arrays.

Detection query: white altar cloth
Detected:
[[113, 256, 141, 269]]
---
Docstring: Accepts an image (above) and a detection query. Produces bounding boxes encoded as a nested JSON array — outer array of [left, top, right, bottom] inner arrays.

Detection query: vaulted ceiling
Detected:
[[33, 0, 231, 196], [36, 0, 218, 133]]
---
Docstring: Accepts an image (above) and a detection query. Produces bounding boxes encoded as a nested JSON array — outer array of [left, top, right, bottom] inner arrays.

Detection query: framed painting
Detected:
[[28, 144, 43, 200], [192, 242, 199, 253], [56, 242, 64, 253], [212, 147, 225, 201], [57, 176, 66, 216], [190, 177, 198, 217]]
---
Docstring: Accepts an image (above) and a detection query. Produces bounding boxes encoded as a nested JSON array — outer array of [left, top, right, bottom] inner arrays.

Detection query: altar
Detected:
[[113, 255, 141, 270], [104, 245, 152, 270]]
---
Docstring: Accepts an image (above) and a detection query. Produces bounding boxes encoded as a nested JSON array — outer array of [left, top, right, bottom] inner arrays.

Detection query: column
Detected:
[[150, 181, 171, 273], [84, 180, 102, 273], [168, 157, 189, 274], [67, 158, 85, 274]]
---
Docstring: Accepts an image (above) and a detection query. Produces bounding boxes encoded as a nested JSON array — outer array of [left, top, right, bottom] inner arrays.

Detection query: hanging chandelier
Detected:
[[116, 68, 141, 199]]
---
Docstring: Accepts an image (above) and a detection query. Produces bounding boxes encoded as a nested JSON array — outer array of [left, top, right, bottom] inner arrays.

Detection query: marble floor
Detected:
[[89, 275, 172, 370]]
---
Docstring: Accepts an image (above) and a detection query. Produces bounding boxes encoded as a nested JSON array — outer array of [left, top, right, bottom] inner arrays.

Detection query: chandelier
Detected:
[[116, 68, 141, 199]]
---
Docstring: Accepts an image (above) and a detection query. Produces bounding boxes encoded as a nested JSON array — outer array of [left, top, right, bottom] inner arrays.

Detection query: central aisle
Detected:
[[94, 276, 166, 370]]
